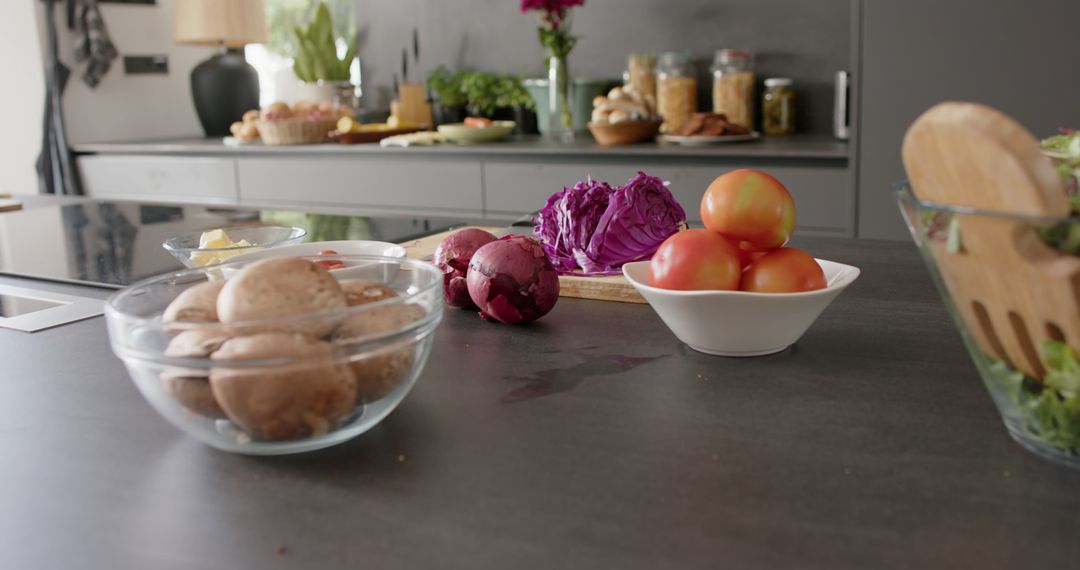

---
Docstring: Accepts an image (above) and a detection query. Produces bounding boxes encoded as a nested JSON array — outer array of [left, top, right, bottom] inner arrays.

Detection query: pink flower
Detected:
[[520, 0, 584, 14]]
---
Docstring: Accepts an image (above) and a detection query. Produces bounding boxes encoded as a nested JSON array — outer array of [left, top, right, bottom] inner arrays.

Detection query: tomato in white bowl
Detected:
[[623, 259, 859, 357]]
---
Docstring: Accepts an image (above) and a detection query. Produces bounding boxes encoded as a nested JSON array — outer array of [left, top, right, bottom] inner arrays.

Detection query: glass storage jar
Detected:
[[656, 52, 697, 133], [626, 53, 656, 101], [762, 77, 795, 135], [711, 49, 755, 129]]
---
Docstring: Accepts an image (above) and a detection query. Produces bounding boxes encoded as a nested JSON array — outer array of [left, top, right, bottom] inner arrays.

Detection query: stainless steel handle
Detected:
[[834, 71, 851, 141]]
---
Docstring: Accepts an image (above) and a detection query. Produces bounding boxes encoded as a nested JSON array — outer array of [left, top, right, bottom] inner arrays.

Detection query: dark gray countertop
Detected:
[[72, 134, 850, 161], [2, 236, 1078, 569]]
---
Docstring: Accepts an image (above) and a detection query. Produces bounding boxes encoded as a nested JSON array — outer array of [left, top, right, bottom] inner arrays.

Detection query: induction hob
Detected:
[[0, 200, 468, 289]]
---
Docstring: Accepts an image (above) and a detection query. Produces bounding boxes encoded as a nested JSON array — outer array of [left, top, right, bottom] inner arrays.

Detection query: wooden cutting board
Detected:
[[399, 227, 646, 304]]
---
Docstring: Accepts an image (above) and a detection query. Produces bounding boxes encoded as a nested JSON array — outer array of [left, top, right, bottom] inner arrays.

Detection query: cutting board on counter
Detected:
[[399, 227, 646, 304]]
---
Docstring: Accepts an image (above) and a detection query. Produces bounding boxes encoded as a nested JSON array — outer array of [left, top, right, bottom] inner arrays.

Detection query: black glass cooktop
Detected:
[[0, 200, 468, 289]]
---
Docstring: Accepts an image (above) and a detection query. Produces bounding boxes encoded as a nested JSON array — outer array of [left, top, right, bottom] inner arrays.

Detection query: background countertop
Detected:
[[73, 134, 851, 161]]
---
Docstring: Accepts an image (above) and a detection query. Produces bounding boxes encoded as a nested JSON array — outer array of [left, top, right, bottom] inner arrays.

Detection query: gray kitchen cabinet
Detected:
[[78, 155, 238, 204], [236, 156, 484, 218], [74, 138, 853, 232], [484, 161, 852, 236], [856, 0, 1080, 240]]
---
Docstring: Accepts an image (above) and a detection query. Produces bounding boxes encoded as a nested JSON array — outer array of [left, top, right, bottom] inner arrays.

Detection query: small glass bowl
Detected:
[[895, 182, 1080, 468], [105, 255, 443, 455], [162, 226, 307, 268]]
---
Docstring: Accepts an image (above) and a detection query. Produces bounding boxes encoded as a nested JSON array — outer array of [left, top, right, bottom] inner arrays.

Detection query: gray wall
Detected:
[[857, 0, 1080, 240], [355, 0, 851, 135]]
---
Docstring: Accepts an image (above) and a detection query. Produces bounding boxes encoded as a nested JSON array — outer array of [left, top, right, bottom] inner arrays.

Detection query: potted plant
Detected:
[[291, 1, 357, 105], [495, 75, 538, 134], [428, 66, 468, 126], [461, 72, 537, 134]]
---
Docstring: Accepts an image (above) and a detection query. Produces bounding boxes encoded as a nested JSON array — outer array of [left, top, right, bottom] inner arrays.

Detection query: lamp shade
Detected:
[[174, 0, 267, 48]]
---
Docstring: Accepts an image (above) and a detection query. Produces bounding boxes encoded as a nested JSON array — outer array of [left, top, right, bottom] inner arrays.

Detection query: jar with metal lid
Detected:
[[655, 52, 697, 133], [762, 77, 795, 135], [710, 49, 755, 129], [626, 54, 656, 101]]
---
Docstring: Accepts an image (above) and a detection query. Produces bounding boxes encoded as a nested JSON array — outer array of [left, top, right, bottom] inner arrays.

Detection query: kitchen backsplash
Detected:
[[354, 0, 852, 136]]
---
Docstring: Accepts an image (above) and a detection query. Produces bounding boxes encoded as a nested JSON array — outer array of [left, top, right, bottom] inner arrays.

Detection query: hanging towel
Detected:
[[37, 0, 82, 195], [73, 0, 117, 88]]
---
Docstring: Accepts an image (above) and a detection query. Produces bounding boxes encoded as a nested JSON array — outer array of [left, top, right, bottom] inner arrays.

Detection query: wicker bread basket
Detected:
[[256, 118, 337, 145]]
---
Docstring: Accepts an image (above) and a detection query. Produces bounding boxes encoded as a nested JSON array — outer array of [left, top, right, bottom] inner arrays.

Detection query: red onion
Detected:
[[467, 236, 560, 324], [434, 228, 497, 308]]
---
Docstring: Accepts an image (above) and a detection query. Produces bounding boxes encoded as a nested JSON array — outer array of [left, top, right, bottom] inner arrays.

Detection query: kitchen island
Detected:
[[73, 135, 855, 237], [1, 200, 1078, 569]]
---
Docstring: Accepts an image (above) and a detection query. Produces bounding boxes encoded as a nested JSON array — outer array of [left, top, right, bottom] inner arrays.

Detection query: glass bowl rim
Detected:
[[161, 225, 308, 254], [893, 180, 1079, 225], [105, 254, 444, 364]]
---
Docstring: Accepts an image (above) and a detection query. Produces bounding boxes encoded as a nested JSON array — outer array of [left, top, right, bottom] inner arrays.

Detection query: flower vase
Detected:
[[547, 55, 574, 142]]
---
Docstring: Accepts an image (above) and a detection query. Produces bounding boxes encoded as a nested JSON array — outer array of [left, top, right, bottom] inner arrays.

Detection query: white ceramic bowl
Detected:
[[623, 259, 861, 356]]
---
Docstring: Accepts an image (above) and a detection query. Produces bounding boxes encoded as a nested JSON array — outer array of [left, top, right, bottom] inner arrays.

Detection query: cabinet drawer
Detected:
[[78, 156, 238, 203], [484, 161, 852, 236], [237, 157, 483, 216]]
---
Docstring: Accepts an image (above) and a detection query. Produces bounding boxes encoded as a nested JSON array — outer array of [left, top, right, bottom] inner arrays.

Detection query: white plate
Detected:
[[623, 258, 860, 357], [659, 132, 761, 146]]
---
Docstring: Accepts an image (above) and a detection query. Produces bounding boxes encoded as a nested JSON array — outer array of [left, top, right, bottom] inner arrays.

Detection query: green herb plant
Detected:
[[427, 67, 467, 107], [292, 1, 356, 82], [459, 72, 535, 116]]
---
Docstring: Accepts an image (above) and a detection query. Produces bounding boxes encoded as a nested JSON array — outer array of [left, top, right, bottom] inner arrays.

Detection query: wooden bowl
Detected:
[[587, 120, 662, 146]]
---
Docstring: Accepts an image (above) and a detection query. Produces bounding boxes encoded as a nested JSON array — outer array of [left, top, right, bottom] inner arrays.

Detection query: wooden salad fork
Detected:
[[902, 102, 1080, 380]]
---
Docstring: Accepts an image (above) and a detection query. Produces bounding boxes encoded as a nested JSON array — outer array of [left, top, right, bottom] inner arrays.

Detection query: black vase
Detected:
[[513, 106, 539, 135], [433, 102, 467, 126], [190, 48, 260, 137]]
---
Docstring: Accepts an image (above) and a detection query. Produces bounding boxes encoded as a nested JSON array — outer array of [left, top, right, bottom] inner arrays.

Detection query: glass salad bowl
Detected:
[[162, 225, 307, 268], [105, 255, 444, 455], [895, 182, 1080, 468]]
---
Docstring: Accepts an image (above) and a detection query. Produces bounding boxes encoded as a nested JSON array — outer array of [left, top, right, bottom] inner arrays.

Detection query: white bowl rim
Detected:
[[227, 239, 407, 264], [162, 225, 307, 253], [622, 258, 861, 299]]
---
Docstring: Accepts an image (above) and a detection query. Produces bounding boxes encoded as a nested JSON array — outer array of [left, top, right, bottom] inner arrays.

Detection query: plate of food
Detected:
[[437, 118, 515, 144], [659, 112, 759, 145]]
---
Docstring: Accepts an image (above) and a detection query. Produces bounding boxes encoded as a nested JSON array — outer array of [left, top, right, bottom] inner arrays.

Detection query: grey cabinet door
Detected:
[[237, 156, 484, 217], [78, 156, 238, 204]]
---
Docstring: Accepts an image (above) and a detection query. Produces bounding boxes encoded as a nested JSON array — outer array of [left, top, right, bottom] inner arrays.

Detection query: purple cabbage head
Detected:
[[534, 172, 686, 275], [534, 176, 615, 273]]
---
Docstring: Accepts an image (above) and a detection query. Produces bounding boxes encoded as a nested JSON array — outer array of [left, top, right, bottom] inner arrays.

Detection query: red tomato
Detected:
[[740, 247, 826, 293], [649, 230, 742, 291], [724, 236, 770, 269], [700, 169, 796, 250], [318, 250, 339, 255]]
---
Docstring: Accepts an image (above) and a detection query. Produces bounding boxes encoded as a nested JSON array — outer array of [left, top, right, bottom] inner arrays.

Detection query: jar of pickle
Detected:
[[710, 49, 755, 129], [626, 54, 656, 101], [656, 52, 697, 133], [762, 77, 795, 135]]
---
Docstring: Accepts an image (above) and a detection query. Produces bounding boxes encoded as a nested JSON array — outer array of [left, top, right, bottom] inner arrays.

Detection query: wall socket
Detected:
[[123, 55, 168, 75]]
